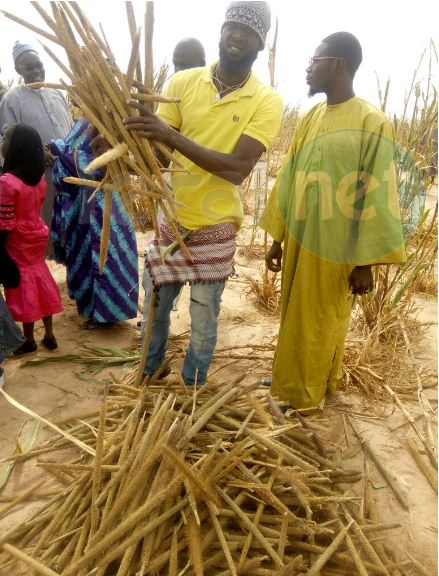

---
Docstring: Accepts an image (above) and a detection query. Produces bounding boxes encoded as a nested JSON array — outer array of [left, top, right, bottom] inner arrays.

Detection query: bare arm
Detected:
[[123, 103, 265, 185]]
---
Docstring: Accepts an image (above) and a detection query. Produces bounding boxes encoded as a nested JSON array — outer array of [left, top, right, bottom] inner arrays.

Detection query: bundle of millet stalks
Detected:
[[2, 1, 190, 271], [0, 371, 405, 576]]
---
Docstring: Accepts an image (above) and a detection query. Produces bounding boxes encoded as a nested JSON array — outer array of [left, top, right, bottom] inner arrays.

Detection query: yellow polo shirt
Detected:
[[157, 64, 283, 229]]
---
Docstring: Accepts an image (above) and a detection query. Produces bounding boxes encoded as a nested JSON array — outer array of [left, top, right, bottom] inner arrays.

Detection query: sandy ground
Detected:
[[0, 218, 437, 572]]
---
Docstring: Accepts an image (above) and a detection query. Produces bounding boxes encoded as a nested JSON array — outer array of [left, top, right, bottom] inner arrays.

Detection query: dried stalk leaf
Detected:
[[0, 390, 94, 456]]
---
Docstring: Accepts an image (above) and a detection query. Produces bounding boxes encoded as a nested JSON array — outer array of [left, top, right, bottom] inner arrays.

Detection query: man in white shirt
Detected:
[[0, 42, 72, 258]]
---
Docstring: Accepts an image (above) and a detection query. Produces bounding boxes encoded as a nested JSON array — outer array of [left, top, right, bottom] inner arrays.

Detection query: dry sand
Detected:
[[0, 227, 437, 573]]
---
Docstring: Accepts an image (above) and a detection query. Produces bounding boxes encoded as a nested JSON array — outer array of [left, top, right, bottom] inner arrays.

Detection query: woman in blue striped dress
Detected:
[[49, 120, 139, 328]]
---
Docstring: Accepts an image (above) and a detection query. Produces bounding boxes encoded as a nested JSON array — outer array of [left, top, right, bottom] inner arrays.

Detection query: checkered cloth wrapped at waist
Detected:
[[145, 219, 237, 288]]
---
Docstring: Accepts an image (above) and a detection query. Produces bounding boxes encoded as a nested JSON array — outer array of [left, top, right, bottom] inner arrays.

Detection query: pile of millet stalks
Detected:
[[0, 370, 407, 576]]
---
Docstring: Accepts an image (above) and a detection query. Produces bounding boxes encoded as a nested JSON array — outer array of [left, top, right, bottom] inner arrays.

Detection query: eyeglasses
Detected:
[[308, 57, 338, 67], [16, 62, 44, 73]]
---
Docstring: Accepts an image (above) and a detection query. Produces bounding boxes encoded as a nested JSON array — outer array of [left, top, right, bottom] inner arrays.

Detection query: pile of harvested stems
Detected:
[[2, 2, 188, 269], [0, 371, 411, 576]]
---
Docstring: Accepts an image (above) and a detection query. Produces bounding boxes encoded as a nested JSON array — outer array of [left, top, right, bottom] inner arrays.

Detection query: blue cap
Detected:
[[13, 41, 38, 64]]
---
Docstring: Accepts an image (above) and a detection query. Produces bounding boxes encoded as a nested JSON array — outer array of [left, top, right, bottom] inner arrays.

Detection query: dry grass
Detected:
[[238, 243, 267, 260], [237, 222, 267, 260], [239, 106, 298, 262], [407, 205, 438, 296], [238, 165, 269, 258], [238, 171, 254, 216], [412, 266, 438, 296], [242, 267, 281, 315], [341, 44, 438, 400], [237, 187, 269, 262], [266, 105, 300, 178], [343, 321, 430, 400]]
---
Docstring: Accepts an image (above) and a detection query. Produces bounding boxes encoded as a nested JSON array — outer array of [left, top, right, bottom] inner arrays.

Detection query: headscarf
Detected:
[[12, 41, 38, 64], [2, 124, 45, 186], [222, 1, 271, 48]]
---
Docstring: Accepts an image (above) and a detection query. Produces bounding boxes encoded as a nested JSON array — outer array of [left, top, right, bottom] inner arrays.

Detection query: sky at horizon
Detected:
[[0, 0, 437, 117]]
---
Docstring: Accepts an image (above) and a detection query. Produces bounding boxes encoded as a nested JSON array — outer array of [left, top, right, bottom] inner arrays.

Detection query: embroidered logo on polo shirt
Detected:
[[233, 114, 240, 122]]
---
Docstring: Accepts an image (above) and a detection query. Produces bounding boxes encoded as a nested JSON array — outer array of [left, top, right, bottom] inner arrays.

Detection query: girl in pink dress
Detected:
[[0, 123, 63, 354]]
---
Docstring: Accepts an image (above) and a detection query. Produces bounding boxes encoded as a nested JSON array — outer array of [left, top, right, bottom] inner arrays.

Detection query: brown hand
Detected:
[[90, 134, 111, 158], [43, 148, 54, 168], [265, 241, 283, 273], [123, 101, 175, 145], [348, 265, 374, 295]]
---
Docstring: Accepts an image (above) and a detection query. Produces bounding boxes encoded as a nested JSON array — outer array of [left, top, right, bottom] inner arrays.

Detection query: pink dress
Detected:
[[0, 173, 63, 322]]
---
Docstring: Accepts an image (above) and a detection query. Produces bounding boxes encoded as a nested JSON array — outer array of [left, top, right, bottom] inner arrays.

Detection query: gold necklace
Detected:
[[212, 65, 251, 102]]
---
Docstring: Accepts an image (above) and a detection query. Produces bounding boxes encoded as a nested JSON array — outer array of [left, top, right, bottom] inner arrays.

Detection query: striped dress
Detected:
[[49, 120, 138, 323]]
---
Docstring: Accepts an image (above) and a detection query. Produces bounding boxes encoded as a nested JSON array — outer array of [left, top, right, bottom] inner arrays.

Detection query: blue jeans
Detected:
[[142, 269, 225, 384], [0, 292, 25, 363]]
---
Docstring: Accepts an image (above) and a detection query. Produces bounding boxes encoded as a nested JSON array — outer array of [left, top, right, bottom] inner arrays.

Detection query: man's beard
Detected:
[[218, 39, 258, 72]]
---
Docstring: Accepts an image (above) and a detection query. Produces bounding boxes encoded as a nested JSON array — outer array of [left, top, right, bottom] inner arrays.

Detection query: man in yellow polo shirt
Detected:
[[125, 1, 283, 385]]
